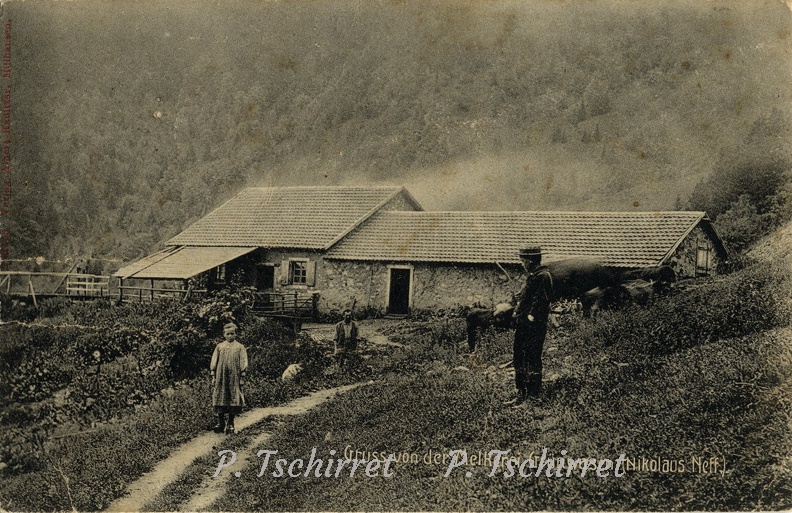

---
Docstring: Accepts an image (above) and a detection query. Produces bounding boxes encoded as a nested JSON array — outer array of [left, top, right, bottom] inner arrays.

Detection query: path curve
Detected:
[[105, 384, 364, 512]]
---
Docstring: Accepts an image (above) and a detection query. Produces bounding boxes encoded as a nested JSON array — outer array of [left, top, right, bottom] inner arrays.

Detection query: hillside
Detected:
[[750, 218, 792, 268], [0, 209, 790, 511], [8, 0, 792, 262]]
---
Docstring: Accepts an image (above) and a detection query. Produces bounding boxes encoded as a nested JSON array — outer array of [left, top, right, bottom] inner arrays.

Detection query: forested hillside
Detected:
[[9, 0, 792, 265]]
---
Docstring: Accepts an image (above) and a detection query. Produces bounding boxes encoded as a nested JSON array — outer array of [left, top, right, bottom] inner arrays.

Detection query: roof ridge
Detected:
[[328, 208, 723, 267], [375, 210, 707, 215], [324, 186, 417, 250], [243, 185, 403, 190], [659, 211, 707, 264]]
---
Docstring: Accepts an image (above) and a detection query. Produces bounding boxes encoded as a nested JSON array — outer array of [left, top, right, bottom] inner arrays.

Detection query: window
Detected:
[[281, 258, 316, 286], [215, 264, 227, 283], [290, 260, 307, 285]]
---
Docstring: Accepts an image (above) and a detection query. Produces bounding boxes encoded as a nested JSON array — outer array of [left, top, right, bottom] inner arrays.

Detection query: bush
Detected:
[[578, 262, 788, 360], [37, 297, 73, 318], [0, 297, 38, 323]]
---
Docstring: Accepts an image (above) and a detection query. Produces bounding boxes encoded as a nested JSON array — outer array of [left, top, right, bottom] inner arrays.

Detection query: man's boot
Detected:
[[527, 373, 542, 398], [504, 390, 526, 407], [213, 413, 225, 433]]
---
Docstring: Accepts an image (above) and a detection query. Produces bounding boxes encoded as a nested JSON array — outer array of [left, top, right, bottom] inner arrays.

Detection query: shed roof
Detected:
[[113, 246, 182, 279], [326, 210, 717, 267], [115, 246, 257, 280], [167, 186, 421, 249]]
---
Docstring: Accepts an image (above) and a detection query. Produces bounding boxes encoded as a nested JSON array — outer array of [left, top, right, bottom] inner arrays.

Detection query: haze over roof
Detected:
[[167, 186, 420, 249], [326, 210, 714, 267]]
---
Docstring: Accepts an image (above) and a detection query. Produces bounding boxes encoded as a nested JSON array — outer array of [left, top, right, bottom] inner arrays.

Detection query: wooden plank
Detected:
[[28, 276, 38, 308], [53, 263, 78, 294], [0, 271, 106, 277], [118, 286, 203, 294]]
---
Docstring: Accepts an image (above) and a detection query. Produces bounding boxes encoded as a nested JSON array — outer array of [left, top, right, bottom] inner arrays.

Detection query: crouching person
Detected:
[[211, 322, 248, 434]]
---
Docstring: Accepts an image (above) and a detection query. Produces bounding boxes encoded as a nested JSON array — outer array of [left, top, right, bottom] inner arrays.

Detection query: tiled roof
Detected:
[[326, 211, 710, 267], [115, 246, 257, 280], [113, 246, 181, 278], [167, 186, 420, 249]]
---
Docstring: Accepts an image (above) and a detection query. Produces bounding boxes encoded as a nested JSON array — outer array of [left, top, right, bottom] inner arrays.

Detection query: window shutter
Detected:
[[306, 261, 317, 286], [280, 260, 290, 285]]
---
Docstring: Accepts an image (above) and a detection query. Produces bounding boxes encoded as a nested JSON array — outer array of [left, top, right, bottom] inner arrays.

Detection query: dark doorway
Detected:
[[388, 268, 411, 314], [256, 265, 275, 290]]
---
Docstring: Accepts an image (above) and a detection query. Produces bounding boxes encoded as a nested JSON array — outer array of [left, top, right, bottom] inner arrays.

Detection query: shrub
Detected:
[[38, 297, 73, 318], [577, 262, 788, 360], [0, 298, 38, 322]]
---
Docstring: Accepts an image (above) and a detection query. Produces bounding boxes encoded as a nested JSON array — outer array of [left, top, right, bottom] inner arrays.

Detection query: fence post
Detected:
[[28, 275, 38, 308]]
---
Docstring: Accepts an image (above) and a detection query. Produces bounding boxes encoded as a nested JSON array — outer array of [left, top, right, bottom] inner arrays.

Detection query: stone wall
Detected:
[[243, 253, 522, 315], [667, 225, 724, 279], [320, 260, 387, 313], [223, 220, 726, 315], [410, 263, 521, 311], [318, 259, 522, 314], [246, 251, 383, 313], [259, 249, 323, 291]]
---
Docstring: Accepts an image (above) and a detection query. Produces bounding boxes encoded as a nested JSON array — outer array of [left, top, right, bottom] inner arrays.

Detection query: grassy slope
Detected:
[[218, 263, 792, 511], [0, 301, 358, 512]]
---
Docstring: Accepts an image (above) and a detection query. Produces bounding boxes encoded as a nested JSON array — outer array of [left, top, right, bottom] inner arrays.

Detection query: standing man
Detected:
[[507, 246, 554, 406], [335, 309, 359, 366], [210, 321, 248, 434]]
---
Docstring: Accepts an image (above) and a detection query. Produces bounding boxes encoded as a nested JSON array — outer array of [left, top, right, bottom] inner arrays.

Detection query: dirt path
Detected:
[[179, 429, 273, 511], [105, 384, 364, 512], [105, 320, 410, 512]]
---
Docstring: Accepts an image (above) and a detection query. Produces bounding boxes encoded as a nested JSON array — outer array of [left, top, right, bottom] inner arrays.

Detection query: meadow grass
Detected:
[[217, 262, 792, 511]]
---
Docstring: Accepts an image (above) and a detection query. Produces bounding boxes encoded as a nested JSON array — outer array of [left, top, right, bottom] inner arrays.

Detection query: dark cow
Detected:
[[621, 265, 676, 294], [622, 279, 661, 307], [582, 279, 662, 317], [466, 259, 629, 346], [465, 302, 514, 353], [580, 285, 631, 318], [546, 258, 622, 300]]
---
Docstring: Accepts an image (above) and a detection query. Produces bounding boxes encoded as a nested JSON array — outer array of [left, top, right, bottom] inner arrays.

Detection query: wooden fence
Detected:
[[117, 284, 208, 302], [1, 271, 318, 323], [0, 271, 111, 306], [252, 291, 317, 318]]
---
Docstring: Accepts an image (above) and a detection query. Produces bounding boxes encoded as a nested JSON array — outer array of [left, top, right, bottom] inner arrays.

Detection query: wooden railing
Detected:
[[0, 271, 318, 321], [0, 271, 111, 305], [252, 291, 317, 319], [65, 275, 110, 297], [117, 285, 208, 303]]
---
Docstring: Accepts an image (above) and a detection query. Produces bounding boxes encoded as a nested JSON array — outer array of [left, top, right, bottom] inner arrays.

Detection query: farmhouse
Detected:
[[115, 185, 728, 315], [114, 186, 422, 307]]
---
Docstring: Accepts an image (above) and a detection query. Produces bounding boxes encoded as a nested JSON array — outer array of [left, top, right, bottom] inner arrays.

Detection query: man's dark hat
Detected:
[[519, 246, 543, 258]]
